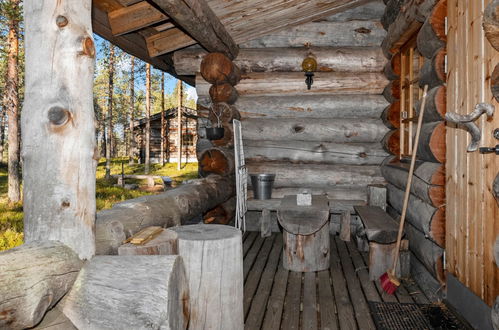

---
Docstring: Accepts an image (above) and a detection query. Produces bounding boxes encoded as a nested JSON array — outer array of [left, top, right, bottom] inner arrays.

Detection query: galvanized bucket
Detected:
[[250, 174, 276, 200]]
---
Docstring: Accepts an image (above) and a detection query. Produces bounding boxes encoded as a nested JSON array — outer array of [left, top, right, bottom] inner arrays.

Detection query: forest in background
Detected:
[[0, 0, 198, 250]]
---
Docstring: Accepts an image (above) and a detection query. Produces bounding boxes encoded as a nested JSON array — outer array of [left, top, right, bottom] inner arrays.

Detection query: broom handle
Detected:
[[391, 85, 429, 274]]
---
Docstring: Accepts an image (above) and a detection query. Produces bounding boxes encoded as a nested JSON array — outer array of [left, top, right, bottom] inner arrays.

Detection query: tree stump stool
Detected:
[[167, 224, 243, 330], [277, 195, 330, 272], [118, 228, 178, 255]]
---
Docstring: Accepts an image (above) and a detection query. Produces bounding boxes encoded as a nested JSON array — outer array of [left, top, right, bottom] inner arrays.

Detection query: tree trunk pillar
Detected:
[[22, 0, 97, 259], [167, 224, 244, 330]]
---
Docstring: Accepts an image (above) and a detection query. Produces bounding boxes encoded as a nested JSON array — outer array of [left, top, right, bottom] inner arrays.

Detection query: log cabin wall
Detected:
[[185, 1, 390, 204], [446, 0, 499, 308], [380, 0, 448, 300]]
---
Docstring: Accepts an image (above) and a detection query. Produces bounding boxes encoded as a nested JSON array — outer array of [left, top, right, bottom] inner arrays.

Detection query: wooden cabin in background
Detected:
[[133, 106, 198, 164], [2, 0, 498, 329]]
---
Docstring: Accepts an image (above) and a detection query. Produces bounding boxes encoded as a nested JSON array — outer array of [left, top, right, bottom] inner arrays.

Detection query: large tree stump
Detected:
[[0, 242, 83, 329], [167, 224, 244, 330], [62, 255, 189, 330], [277, 195, 330, 272]]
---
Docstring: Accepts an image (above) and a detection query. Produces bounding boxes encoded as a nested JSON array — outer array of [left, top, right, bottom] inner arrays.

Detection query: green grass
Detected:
[[0, 159, 198, 251]]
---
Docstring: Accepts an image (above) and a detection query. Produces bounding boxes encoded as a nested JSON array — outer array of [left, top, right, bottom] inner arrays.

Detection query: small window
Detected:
[[399, 40, 425, 159], [183, 133, 195, 146]]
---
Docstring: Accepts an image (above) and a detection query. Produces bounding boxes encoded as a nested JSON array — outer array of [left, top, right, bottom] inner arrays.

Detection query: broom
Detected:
[[380, 85, 429, 294]]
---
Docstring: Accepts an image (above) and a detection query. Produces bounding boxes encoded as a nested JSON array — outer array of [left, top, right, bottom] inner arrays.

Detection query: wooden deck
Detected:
[[242, 232, 431, 330]]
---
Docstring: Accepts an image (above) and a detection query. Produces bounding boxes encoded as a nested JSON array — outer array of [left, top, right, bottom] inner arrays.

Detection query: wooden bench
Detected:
[[354, 205, 410, 281]]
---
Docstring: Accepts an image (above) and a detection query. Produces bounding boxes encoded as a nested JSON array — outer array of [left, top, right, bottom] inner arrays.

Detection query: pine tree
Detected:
[[105, 43, 115, 180], [144, 63, 151, 174]]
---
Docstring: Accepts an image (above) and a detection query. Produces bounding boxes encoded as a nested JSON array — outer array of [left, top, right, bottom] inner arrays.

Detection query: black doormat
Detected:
[[368, 302, 471, 330]]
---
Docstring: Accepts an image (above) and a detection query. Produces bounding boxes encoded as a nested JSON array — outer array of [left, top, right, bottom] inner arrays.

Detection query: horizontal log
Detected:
[[383, 80, 401, 102], [381, 100, 401, 128], [244, 140, 388, 165], [95, 175, 235, 254], [384, 53, 401, 80], [381, 128, 399, 155], [200, 53, 241, 85], [414, 85, 447, 122], [410, 251, 445, 301], [0, 242, 83, 329], [419, 48, 446, 89], [209, 84, 238, 104], [198, 147, 235, 177], [382, 0, 438, 57], [416, 0, 447, 58], [62, 255, 189, 329], [264, 186, 368, 201], [247, 197, 366, 215], [404, 221, 445, 284], [246, 162, 385, 188], [384, 156, 445, 185], [387, 183, 445, 247], [208, 102, 241, 123], [199, 94, 388, 119], [241, 118, 389, 143], [416, 121, 446, 163], [203, 196, 236, 225], [240, 20, 386, 48], [322, 1, 386, 22], [381, 0, 406, 30], [381, 159, 445, 207], [174, 47, 386, 76], [196, 72, 388, 97], [492, 64, 499, 103]]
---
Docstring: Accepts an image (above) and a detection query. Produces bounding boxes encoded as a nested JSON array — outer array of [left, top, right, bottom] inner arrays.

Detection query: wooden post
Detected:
[[167, 224, 243, 330], [161, 72, 165, 166], [105, 44, 115, 179], [22, 0, 97, 259], [339, 210, 351, 241], [129, 56, 135, 165], [177, 80, 182, 170], [145, 63, 151, 174]]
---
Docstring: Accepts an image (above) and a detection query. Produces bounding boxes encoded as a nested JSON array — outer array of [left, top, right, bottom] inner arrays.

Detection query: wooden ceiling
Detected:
[[92, 0, 372, 82]]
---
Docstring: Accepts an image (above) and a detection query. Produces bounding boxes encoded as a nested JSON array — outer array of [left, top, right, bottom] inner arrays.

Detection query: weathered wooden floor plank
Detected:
[[395, 283, 416, 303], [244, 235, 276, 317], [330, 237, 358, 329], [317, 270, 339, 330], [244, 235, 265, 282], [280, 271, 302, 330], [261, 254, 289, 330], [243, 231, 258, 257], [302, 272, 318, 330], [335, 237, 376, 330], [403, 279, 431, 304], [345, 240, 381, 303], [360, 251, 398, 303], [244, 234, 282, 330]]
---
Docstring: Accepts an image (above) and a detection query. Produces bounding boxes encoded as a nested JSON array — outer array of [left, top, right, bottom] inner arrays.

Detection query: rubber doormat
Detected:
[[369, 302, 472, 330], [369, 302, 432, 330]]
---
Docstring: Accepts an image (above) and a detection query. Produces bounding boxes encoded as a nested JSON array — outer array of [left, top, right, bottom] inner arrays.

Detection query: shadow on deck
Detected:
[[243, 232, 432, 330]]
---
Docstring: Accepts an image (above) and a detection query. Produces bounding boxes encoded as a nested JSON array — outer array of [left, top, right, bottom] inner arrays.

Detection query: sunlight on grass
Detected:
[[0, 159, 198, 251]]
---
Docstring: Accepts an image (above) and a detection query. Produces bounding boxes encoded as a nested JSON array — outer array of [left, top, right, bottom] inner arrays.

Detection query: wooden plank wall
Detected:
[[446, 0, 499, 306]]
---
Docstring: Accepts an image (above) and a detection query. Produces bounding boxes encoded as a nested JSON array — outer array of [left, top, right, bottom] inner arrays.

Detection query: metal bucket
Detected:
[[250, 174, 276, 200]]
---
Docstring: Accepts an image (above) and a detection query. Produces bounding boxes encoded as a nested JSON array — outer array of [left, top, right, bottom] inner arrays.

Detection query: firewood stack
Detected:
[[380, 0, 447, 292], [198, 52, 241, 224]]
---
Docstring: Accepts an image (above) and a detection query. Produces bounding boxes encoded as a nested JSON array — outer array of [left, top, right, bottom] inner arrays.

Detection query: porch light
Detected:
[[301, 46, 317, 90]]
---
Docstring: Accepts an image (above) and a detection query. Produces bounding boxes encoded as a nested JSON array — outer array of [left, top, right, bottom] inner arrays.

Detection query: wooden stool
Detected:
[[277, 195, 330, 272], [167, 224, 243, 330], [118, 227, 178, 256]]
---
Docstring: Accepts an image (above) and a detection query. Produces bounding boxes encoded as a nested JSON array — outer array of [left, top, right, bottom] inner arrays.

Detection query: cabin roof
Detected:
[[92, 0, 370, 85]]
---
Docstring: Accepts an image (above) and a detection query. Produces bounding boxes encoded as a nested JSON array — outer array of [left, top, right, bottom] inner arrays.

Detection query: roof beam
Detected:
[[149, 0, 239, 59], [146, 28, 196, 57], [108, 1, 167, 36]]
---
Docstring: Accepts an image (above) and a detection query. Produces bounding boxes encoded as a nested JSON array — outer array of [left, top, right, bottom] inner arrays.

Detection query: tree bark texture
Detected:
[[382, 129, 400, 155], [174, 47, 386, 76], [167, 224, 243, 330], [381, 0, 407, 30], [0, 241, 83, 329], [383, 79, 401, 103], [283, 224, 330, 272], [387, 183, 445, 247], [145, 63, 151, 174], [200, 52, 241, 85], [198, 147, 235, 177], [381, 100, 401, 128], [95, 175, 235, 254], [197, 94, 388, 119], [196, 72, 388, 98], [209, 83, 239, 104], [105, 44, 115, 180], [492, 64, 499, 103], [244, 140, 388, 166], [4, 0, 21, 203], [22, 0, 97, 259], [416, 0, 447, 58], [62, 255, 189, 330], [118, 228, 178, 255], [241, 118, 389, 143], [246, 162, 385, 188], [384, 52, 401, 80], [381, 157, 445, 207], [202, 196, 236, 225]]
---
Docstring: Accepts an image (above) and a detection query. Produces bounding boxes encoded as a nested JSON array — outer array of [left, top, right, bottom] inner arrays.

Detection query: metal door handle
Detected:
[[479, 144, 499, 154]]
